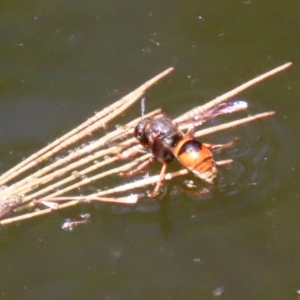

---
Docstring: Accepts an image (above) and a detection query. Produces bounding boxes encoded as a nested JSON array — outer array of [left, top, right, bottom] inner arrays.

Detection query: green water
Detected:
[[1, 1, 300, 299]]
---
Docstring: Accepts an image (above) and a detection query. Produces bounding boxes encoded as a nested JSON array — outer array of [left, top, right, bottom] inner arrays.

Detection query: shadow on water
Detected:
[[0, 77, 298, 300], [99, 87, 291, 232]]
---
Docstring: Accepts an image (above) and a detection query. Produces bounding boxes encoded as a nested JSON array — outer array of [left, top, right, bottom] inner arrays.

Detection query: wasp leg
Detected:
[[183, 126, 195, 139], [148, 162, 168, 198], [120, 156, 155, 177], [216, 159, 233, 166], [204, 137, 239, 151], [117, 146, 144, 160]]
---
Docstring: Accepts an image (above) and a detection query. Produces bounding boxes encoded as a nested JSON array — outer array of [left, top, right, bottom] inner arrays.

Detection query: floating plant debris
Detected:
[[0, 62, 292, 225]]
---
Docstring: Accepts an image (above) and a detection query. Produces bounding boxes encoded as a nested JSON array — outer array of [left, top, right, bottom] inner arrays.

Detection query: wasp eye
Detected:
[[134, 119, 150, 146], [134, 126, 143, 140]]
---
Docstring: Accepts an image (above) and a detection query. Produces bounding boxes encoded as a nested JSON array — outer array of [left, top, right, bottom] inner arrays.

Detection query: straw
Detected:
[[0, 63, 292, 226]]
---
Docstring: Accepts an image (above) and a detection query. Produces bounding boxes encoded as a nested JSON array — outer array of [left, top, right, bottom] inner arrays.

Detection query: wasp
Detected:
[[121, 100, 248, 197]]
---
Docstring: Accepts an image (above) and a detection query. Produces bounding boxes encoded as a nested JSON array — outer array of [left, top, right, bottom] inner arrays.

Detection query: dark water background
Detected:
[[1, 1, 300, 299]]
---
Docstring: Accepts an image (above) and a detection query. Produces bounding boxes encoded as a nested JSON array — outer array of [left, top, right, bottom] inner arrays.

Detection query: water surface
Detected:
[[0, 1, 300, 299]]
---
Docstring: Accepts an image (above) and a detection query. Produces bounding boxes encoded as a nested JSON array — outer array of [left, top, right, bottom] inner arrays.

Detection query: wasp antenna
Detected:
[[141, 97, 146, 117]]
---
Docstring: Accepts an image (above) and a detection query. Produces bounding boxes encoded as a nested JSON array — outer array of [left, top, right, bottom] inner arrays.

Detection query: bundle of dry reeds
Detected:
[[0, 62, 292, 226]]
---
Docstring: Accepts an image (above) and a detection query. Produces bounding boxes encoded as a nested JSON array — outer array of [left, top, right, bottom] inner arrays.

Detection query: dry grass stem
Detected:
[[194, 111, 276, 138], [0, 63, 292, 226], [0, 68, 173, 186], [175, 62, 291, 123]]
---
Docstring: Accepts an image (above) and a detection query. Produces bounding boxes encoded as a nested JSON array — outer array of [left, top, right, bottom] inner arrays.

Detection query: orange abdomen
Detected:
[[174, 139, 217, 183]]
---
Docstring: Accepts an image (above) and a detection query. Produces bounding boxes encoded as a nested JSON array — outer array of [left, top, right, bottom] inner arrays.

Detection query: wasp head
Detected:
[[134, 118, 151, 148]]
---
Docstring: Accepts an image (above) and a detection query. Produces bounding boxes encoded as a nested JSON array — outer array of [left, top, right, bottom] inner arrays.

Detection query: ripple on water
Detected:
[[113, 102, 285, 217]]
